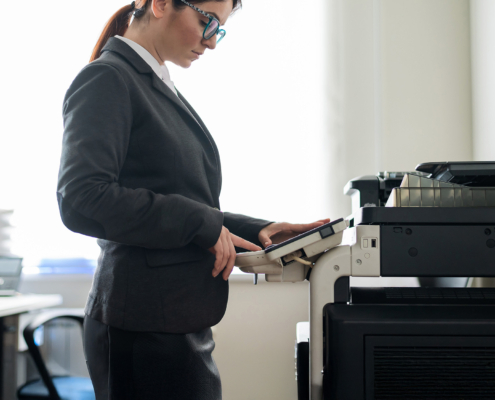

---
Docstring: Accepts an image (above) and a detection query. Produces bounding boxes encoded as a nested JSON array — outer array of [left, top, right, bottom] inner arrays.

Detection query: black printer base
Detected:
[[322, 303, 495, 400]]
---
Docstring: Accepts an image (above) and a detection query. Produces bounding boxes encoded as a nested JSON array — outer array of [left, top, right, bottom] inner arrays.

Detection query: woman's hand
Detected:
[[209, 226, 262, 281], [258, 218, 331, 248]]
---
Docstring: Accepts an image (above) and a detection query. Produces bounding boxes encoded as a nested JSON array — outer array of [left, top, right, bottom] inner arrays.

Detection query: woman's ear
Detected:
[[151, 0, 169, 19]]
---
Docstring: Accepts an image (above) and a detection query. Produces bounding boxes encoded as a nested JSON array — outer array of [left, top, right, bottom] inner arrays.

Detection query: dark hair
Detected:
[[90, 0, 241, 62]]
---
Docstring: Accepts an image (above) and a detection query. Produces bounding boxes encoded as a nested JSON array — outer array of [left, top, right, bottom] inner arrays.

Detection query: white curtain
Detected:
[[471, 0, 495, 161]]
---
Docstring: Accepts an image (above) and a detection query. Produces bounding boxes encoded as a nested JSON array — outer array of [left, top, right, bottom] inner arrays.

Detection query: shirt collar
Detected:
[[160, 64, 172, 82], [115, 35, 166, 81], [113, 36, 177, 96]]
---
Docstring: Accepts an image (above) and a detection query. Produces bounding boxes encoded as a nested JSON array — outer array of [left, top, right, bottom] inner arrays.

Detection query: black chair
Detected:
[[17, 309, 95, 400]]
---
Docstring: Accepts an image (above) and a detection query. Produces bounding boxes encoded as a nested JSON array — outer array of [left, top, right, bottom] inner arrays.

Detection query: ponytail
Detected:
[[90, 1, 149, 63]]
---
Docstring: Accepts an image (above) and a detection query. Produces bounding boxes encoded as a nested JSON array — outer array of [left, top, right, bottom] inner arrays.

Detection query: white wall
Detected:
[[471, 0, 495, 161], [214, 279, 308, 400], [327, 0, 473, 218]]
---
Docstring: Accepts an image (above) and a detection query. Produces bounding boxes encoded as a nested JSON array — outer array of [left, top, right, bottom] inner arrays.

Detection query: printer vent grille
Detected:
[[373, 346, 495, 398]]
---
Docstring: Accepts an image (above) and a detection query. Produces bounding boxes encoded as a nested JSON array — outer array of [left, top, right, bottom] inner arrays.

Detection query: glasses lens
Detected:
[[205, 19, 219, 39]]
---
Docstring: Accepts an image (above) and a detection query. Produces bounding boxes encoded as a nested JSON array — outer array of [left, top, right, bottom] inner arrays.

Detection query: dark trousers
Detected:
[[83, 315, 222, 400]]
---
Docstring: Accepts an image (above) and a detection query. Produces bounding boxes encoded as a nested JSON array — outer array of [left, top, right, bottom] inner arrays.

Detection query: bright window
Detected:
[[0, 0, 328, 272]]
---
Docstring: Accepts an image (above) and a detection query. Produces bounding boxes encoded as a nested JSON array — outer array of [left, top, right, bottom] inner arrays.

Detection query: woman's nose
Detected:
[[203, 36, 217, 50]]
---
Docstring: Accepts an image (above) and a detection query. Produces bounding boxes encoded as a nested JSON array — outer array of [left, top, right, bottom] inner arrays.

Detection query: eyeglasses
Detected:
[[179, 0, 226, 43]]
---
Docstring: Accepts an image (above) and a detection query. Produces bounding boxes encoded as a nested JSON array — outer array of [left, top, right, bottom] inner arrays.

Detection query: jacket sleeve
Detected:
[[223, 212, 273, 249], [57, 62, 223, 250]]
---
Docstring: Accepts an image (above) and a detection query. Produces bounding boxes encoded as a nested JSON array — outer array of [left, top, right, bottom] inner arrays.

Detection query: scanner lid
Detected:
[[416, 161, 495, 186]]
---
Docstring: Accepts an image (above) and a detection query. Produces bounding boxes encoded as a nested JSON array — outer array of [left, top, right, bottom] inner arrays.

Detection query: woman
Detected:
[[57, 0, 329, 398]]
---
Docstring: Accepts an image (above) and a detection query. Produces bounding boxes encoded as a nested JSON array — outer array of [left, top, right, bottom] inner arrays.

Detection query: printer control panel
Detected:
[[236, 219, 348, 282]]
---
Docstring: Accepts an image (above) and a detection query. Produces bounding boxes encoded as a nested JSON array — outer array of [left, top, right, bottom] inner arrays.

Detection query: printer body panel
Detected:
[[380, 225, 495, 277], [323, 303, 495, 400]]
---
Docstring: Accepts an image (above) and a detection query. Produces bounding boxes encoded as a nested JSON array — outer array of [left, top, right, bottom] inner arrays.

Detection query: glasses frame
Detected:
[[179, 0, 226, 43]]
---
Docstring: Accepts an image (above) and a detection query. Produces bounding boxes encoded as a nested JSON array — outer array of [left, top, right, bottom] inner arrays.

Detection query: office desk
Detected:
[[0, 294, 62, 400]]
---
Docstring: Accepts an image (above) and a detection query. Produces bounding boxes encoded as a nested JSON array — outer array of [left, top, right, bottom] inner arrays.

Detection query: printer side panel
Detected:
[[380, 225, 495, 277]]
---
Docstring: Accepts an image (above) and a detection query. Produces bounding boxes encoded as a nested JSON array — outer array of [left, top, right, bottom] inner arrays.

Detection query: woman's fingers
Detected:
[[219, 230, 231, 276], [258, 223, 280, 248], [211, 232, 260, 279], [213, 238, 229, 277], [262, 239, 272, 248], [212, 237, 224, 277], [212, 227, 229, 277], [212, 227, 255, 278], [222, 235, 237, 281], [258, 218, 332, 247], [231, 234, 262, 252], [289, 220, 328, 233], [259, 232, 276, 247]]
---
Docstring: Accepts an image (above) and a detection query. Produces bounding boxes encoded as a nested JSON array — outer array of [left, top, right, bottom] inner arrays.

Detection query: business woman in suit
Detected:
[[58, 0, 329, 398]]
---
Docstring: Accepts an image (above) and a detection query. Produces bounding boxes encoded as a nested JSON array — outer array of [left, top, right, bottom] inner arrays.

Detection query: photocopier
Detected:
[[236, 161, 495, 400]]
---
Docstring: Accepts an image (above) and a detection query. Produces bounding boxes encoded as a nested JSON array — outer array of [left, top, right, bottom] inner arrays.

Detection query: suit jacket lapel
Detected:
[[177, 91, 221, 170], [149, 74, 203, 125], [177, 90, 222, 198], [177, 92, 211, 135]]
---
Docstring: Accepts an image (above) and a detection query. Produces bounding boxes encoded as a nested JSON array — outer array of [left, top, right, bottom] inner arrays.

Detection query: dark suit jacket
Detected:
[[57, 37, 271, 333]]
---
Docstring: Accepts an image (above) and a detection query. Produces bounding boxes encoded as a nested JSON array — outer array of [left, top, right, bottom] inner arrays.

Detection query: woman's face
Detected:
[[152, 0, 233, 68]]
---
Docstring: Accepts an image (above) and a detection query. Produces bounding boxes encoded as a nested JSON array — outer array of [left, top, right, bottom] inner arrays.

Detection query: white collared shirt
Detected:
[[115, 35, 177, 96]]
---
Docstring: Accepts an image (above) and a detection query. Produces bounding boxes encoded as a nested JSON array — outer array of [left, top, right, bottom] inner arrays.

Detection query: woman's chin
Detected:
[[170, 58, 192, 69], [179, 59, 193, 69]]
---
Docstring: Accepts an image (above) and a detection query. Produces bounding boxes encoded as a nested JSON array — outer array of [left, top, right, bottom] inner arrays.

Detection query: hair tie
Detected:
[[130, 1, 136, 10]]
